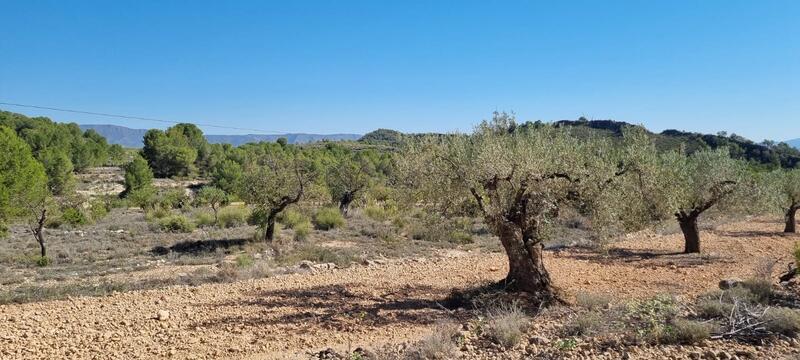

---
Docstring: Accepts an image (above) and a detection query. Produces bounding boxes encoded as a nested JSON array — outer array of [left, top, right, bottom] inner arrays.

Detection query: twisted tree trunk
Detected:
[[495, 221, 553, 296], [678, 214, 700, 253], [263, 212, 278, 241], [786, 206, 798, 233]]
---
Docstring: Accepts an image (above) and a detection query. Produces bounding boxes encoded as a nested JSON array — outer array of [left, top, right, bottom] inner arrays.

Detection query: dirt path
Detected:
[[1, 218, 797, 359]]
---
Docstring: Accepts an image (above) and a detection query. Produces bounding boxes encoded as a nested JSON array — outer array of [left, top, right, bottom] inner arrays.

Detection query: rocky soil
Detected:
[[1, 218, 799, 359]]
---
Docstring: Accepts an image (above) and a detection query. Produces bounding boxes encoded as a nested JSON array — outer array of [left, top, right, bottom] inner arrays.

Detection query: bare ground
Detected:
[[1, 217, 799, 359]]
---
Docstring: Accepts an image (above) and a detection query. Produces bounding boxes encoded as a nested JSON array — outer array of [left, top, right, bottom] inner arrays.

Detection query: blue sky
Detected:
[[1, 1, 798, 141]]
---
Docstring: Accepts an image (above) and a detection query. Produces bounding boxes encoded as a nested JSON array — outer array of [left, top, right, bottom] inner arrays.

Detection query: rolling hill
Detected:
[[79, 124, 361, 147], [787, 138, 800, 149]]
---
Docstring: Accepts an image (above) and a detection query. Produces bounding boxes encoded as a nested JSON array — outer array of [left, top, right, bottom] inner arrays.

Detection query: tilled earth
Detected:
[[1, 218, 799, 359]]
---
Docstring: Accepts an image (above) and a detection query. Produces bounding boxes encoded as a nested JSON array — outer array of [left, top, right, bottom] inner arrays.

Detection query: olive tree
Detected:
[[197, 186, 227, 223], [640, 148, 747, 253], [397, 113, 627, 297], [239, 152, 316, 241], [765, 169, 800, 233], [0, 127, 50, 257], [326, 154, 375, 216]]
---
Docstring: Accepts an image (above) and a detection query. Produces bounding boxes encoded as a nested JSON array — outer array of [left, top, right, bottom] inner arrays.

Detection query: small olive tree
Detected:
[[197, 186, 227, 224], [239, 152, 316, 241], [765, 169, 800, 233], [397, 113, 628, 297], [326, 154, 375, 216], [638, 148, 747, 253]]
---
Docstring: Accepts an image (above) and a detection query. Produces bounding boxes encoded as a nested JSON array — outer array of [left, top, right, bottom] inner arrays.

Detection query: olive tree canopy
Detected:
[[397, 113, 630, 297], [764, 169, 800, 233], [636, 148, 748, 253], [239, 151, 317, 241]]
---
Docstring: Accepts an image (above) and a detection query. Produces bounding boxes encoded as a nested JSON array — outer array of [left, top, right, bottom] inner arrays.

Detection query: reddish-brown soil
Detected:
[[1, 217, 798, 359]]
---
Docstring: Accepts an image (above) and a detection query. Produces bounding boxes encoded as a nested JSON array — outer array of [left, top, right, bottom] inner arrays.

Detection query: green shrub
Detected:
[[217, 206, 249, 228], [145, 207, 171, 221], [278, 208, 307, 229], [364, 204, 390, 221], [158, 189, 189, 209], [624, 295, 679, 343], [127, 187, 157, 210], [449, 230, 473, 244], [157, 215, 195, 233], [193, 211, 216, 228], [794, 243, 800, 268], [89, 200, 109, 221], [235, 254, 254, 268], [763, 308, 800, 336], [61, 208, 90, 226], [35, 256, 51, 267], [293, 220, 312, 241], [485, 302, 530, 348], [659, 319, 712, 344], [313, 207, 345, 230]]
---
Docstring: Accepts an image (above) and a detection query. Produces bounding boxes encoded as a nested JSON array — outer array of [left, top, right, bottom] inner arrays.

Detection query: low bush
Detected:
[[564, 311, 604, 336], [193, 211, 216, 228], [449, 230, 473, 244], [217, 206, 249, 228], [794, 243, 800, 268], [157, 215, 195, 233], [624, 295, 679, 343], [293, 220, 312, 241], [576, 292, 612, 311], [158, 189, 189, 209], [145, 207, 171, 221], [485, 302, 530, 348], [89, 200, 109, 221], [659, 319, 712, 344], [277, 208, 307, 229], [35, 256, 51, 267], [235, 254, 254, 268], [739, 278, 773, 303], [364, 204, 391, 222], [313, 207, 345, 230], [405, 323, 460, 360], [61, 207, 90, 226], [763, 308, 800, 336], [696, 299, 734, 319]]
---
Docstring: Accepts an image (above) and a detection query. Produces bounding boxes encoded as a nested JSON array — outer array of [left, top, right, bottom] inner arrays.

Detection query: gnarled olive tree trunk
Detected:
[[677, 213, 700, 254], [495, 221, 553, 296]]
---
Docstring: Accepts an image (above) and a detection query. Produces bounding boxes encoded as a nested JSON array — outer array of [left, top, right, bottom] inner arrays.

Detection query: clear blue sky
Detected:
[[1, 1, 798, 141]]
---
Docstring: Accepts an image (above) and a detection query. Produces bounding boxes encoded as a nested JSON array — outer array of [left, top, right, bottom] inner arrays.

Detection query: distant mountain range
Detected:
[[787, 138, 800, 149], [79, 124, 361, 147]]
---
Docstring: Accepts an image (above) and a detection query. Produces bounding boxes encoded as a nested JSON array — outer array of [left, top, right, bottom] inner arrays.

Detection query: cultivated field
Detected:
[[1, 214, 799, 359]]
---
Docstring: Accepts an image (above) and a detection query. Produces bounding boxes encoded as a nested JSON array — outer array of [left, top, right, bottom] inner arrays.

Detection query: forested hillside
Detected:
[[361, 117, 800, 169]]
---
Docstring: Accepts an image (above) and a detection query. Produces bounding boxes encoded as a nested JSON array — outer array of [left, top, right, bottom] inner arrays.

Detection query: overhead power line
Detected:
[[0, 101, 288, 134]]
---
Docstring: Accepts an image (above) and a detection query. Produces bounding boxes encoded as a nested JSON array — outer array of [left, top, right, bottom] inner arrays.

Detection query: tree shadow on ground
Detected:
[[555, 247, 726, 268], [712, 230, 795, 239], [192, 283, 468, 333], [151, 238, 251, 255]]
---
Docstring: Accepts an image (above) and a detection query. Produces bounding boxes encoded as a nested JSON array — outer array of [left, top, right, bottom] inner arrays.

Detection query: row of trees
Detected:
[[129, 118, 799, 299], [3, 112, 799, 300], [397, 113, 800, 297]]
